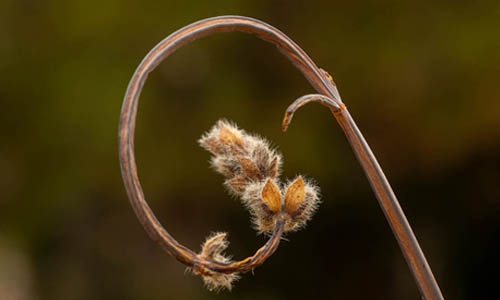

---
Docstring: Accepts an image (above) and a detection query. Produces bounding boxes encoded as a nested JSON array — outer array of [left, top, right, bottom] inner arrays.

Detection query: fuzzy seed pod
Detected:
[[284, 176, 306, 214], [241, 179, 280, 232], [237, 156, 263, 180], [261, 178, 282, 212], [224, 175, 247, 195], [193, 233, 240, 292], [282, 176, 321, 232]]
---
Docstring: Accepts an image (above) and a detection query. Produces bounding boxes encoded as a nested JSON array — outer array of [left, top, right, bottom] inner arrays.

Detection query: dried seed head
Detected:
[[199, 120, 320, 234], [194, 232, 240, 292], [250, 140, 282, 178]]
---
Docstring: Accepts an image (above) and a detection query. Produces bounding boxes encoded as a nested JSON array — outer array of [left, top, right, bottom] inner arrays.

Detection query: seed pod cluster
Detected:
[[195, 120, 321, 291], [199, 120, 321, 233]]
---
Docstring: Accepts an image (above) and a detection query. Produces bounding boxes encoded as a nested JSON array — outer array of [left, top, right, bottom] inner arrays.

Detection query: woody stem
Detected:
[[283, 95, 444, 300]]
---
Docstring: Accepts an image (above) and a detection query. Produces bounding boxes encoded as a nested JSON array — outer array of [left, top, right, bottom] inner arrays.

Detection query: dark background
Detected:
[[1, 0, 499, 299]]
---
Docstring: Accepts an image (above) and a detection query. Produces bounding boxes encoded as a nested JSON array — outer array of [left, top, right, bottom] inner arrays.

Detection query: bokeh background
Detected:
[[1, 0, 500, 299]]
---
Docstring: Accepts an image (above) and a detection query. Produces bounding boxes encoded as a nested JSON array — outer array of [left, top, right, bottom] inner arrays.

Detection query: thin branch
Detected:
[[283, 93, 444, 300]]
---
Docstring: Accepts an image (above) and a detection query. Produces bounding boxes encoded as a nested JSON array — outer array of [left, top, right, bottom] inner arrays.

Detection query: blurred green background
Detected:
[[1, 0, 499, 299]]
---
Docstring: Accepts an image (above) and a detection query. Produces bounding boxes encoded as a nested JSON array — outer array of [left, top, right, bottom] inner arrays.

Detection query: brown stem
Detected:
[[336, 108, 443, 299], [283, 94, 444, 300], [282, 94, 341, 132]]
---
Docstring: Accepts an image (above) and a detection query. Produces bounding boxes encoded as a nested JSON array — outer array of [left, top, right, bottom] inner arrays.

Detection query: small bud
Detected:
[[225, 175, 247, 195], [199, 135, 223, 155], [200, 232, 231, 262], [261, 178, 282, 212], [195, 120, 322, 291], [195, 232, 240, 292], [218, 122, 242, 143], [241, 181, 278, 233], [218, 122, 244, 154], [267, 156, 281, 178], [211, 156, 237, 177], [237, 156, 263, 179], [284, 176, 306, 214], [283, 177, 321, 232]]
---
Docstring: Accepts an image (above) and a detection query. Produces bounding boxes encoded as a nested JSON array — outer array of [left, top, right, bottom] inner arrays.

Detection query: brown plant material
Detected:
[[261, 178, 282, 212], [192, 233, 240, 292], [283, 177, 321, 232], [120, 15, 444, 299], [237, 156, 263, 180], [200, 120, 320, 234], [225, 175, 247, 195], [241, 181, 279, 232], [199, 120, 282, 196], [284, 176, 306, 214]]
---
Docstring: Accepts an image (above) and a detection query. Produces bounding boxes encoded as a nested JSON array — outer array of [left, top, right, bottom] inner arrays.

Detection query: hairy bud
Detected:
[[283, 177, 321, 232], [192, 233, 240, 292], [199, 120, 282, 198], [284, 176, 306, 214]]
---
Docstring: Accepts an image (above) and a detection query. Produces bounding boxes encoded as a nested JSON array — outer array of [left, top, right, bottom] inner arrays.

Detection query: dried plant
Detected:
[[119, 16, 444, 299], [187, 120, 321, 290], [191, 233, 240, 292], [199, 120, 320, 234]]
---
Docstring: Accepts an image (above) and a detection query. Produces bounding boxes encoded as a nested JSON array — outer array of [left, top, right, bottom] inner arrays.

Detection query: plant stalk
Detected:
[[333, 106, 444, 300]]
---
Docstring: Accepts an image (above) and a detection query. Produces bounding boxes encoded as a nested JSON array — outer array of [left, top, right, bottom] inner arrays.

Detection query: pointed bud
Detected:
[[284, 176, 306, 214], [252, 143, 270, 170], [237, 156, 263, 179], [196, 232, 240, 292], [199, 136, 221, 155], [261, 178, 282, 212], [225, 175, 247, 195], [267, 155, 281, 178], [219, 123, 244, 149], [200, 233, 229, 260], [211, 156, 238, 177]]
